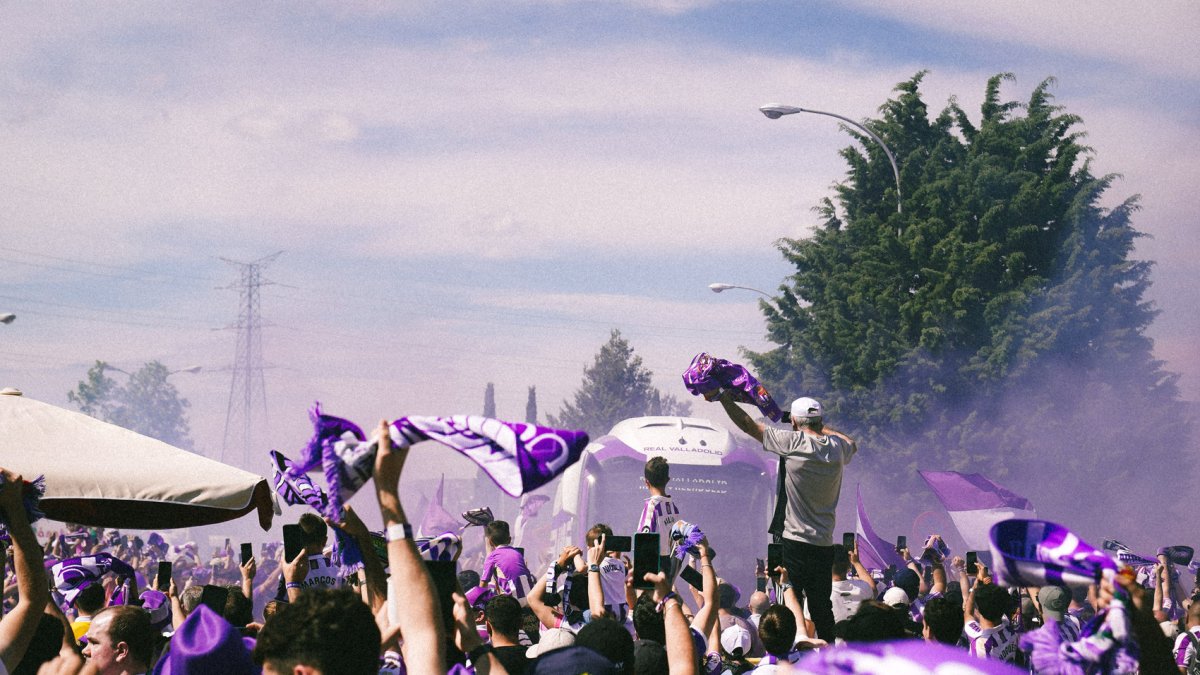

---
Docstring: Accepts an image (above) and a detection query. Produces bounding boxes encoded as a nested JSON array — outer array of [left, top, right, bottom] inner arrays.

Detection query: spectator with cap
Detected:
[[715, 392, 857, 643]]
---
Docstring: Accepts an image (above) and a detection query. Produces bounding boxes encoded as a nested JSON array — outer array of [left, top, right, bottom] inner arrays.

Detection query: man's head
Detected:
[[83, 606, 155, 675], [484, 594, 522, 640], [485, 520, 512, 548], [748, 591, 769, 616], [839, 601, 907, 643], [757, 604, 797, 658], [789, 397, 823, 431], [921, 596, 964, 645], [972, 584, 1009, 624], [576, 616, 635, 674], [74, 582, 107, 616], [298, 513, 328, 552], [586, 523, 614, 548], [717, 582, 740, 611], [1037, 586, 1070, 622], [831, 545, 850, 579], [892, 569, 920, 602], [643, 457, 669, 490], [254, 588, 380, 675], [1186, 600, 1200, 629], [179, 585, 204, 616], [632, 592, 665, 645]]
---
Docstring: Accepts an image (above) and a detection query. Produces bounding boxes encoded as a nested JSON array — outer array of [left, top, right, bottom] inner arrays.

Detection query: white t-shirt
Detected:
[[597, 556, 628, 610], [964, 620, 1020, 662], [830, 578, 873, 622], [302, 553, 340, 590]]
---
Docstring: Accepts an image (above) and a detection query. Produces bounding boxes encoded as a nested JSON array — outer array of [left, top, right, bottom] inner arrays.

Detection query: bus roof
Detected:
[[588, 415, 768, 469]]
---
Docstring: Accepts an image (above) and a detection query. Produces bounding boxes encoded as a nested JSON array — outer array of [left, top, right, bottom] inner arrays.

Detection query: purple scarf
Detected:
[[669, 520, 706, 561], [276, 403, 585, 571], [681, 353, 784, 422], [49, 554, 136, 605], [989, 519, 1116, 589]]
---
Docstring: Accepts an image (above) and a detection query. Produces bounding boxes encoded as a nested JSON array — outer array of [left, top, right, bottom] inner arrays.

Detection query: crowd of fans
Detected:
[[2, 430, 1198, 673]]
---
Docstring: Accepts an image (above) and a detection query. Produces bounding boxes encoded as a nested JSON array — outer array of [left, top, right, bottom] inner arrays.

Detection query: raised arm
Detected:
[[848, 545, 876, 596], [718, 392, 764, 443], [527, 546, 578, 629], [586, 535, 608, 619], [775, 566, 809, 640], [689, 542, 718, 640], [0, 469, 50, 673], [375, 419, 444, 672], [646, 571, 696, 675], [326, 504, 387, 614]]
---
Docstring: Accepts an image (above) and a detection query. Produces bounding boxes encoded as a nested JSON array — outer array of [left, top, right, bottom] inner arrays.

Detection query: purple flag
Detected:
[[794, 638, 1025, 673], [855, 485, 905, 571], [919, 470, 1035, 551], [270, 450, 328, 512], [681, 353, 784, 422], [418, 475, 463, 538], [988, 519, 1117, 589]]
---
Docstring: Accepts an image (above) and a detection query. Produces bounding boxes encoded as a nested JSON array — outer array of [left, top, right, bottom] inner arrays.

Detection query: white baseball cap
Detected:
[[790, 397, 822, 420], [720, 624, 752, 657], [882, 586, 910, 606]]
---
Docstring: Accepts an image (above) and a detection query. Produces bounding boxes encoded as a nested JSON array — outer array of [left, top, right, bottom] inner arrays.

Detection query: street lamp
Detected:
[[709, 282, 772, 299], [760, 103, 903, 215], [0, 313, 15, 324]]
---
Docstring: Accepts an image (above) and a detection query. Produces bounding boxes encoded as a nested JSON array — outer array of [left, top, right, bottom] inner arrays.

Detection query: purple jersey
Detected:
[[482, 545, 535, 599], [638, 495, 680, 555]]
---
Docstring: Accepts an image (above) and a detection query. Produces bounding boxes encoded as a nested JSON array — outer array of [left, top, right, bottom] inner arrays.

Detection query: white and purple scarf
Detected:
[[681, 353, 784, 422], [49, 553, 136, 605], [988, 519, 1116, 589], [273, 403, 586, 571], [669, 520, 706, 561]]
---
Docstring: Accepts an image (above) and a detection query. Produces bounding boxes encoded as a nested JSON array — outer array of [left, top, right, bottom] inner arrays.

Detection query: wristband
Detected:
[[285, 582, 303, 589], [656, 591, 679, 613], [467, 643, 493, 663], [385, 523, 414, 542], [589, 563, 601, 573], [778, 582, 793, 593]]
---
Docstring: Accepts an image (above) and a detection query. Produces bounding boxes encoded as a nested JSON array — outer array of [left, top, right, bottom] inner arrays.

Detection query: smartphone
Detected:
[[842, 532, 856, 550], [200, 585, 229, 614], [606, 535, 632, 553], [966, 551, 978, 575], [896, 535, 907, 552], [679, 565, 704, 591], [282, 524, 305, 562], [240, 543, 254, 566], [424, 560, 459, 633], [223, 537, 231, 552], [155, 561, 172, 592], [632, 533, 661, 590], [767, 542, 783, 577]]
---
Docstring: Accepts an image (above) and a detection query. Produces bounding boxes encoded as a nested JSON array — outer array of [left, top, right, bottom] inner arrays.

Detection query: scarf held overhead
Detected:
[[681, 353, 784, 422]]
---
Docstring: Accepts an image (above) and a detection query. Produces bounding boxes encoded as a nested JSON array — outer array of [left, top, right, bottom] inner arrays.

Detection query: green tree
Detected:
[[68, 360, 194, 450], [551, 330, 692, 437], [749, 73, 1191, 535], [483, 382, 496, 418]]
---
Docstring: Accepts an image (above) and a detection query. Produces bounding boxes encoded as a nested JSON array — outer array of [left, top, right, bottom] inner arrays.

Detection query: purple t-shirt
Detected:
[[482, 545, 534, 599]]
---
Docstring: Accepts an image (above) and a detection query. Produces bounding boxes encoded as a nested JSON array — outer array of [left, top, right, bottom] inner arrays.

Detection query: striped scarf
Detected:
[[682, 353, 784, 422]]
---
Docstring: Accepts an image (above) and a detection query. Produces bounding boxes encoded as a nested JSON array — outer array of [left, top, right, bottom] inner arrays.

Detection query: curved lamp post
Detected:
[[0, 313, 15, 324], [760, 103, 902, 215], [709, 282, 771, 299]]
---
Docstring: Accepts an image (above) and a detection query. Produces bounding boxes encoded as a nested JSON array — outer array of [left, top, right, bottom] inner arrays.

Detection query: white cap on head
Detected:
[[882, 586, 910, 606], [720, 624, 752, 657], [790, 397, 822, 420]]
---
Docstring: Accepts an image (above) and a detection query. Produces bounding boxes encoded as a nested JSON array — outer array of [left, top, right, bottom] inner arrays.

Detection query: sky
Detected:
[[3, 2, 1198, 538]]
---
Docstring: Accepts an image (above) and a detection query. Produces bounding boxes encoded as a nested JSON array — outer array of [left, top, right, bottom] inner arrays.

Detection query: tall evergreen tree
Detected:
[[551, 329, 690, 437], [749, 73, 1191, 535], [526, 386, 538, 424], [483, 382, 496, 418]]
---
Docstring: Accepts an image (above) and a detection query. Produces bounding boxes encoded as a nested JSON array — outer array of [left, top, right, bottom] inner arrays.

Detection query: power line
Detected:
[[220, 252, 280, 470]]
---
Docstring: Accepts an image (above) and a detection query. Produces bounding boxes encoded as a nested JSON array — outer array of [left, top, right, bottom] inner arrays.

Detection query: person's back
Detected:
[[638, 456, 680, 556], [485, 594, 530, 675], [752, 605, 799, 672], [1174, 602, 1200, 672], [482, 520, 535, 599], [965, 585, 1019, 662]]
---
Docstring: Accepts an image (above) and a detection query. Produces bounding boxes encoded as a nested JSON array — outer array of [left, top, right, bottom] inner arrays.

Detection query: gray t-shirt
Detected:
[[762, 427, 856, 546]]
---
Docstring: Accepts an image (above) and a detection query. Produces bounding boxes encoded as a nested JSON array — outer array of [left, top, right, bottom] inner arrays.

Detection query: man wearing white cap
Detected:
[[716, 392, 857, 643]]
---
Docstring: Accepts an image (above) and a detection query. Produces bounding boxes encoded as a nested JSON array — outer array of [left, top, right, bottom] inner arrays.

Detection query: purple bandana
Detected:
[[988, 520, 1117, 588], [682, 353, 784, 422], [49, 554, 136, 605], [0, 473, 45, 541]]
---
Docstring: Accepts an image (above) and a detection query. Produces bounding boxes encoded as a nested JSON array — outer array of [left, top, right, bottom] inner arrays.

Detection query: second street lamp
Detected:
[[709, 282, 771, 299], [760, 103, 903, 216]]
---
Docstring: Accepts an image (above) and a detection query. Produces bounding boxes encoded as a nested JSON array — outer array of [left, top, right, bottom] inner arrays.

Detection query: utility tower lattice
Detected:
[[220, 252, 280, 469]]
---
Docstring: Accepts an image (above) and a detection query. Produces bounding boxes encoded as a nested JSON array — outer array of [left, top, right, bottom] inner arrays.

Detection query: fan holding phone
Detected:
[[714, 392, 858, 642]]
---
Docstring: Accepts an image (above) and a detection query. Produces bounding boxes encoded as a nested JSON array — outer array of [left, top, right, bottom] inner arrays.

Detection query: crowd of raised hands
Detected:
[[3, 441, 1199, 675]]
